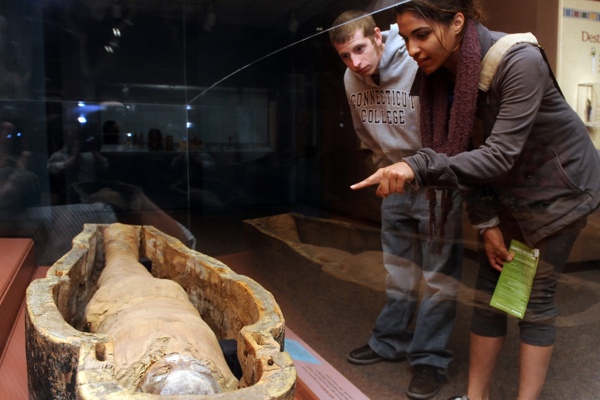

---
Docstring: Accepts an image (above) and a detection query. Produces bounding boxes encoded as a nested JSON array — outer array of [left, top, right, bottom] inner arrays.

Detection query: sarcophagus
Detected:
[[25, 223, 296, 399]]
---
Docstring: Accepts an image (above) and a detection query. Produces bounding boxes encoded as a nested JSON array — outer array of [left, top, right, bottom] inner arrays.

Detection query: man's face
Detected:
[[334, 28, 383, 77], [397, 11, 463, 75]]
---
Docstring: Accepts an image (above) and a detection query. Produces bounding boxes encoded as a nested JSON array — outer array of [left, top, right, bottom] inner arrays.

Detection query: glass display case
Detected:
[[577, 83, 600, 125], [577, 83, 600, 148], [1, 1, 599, 399]]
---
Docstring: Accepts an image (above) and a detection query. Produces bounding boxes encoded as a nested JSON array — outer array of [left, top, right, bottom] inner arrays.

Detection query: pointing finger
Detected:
[[350, 171, 382, 190]]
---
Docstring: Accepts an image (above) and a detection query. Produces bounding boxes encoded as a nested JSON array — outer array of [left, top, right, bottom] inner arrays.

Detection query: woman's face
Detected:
[[396, 11, 463, 75]]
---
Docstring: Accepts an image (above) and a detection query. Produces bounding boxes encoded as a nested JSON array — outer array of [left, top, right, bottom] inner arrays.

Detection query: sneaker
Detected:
[[406, 364, 446, 399], [447, 396, 469, 400], [347, 344, 383, 365]]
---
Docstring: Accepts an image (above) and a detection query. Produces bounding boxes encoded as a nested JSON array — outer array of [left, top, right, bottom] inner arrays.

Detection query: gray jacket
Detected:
[[405, 24, 600, 246]]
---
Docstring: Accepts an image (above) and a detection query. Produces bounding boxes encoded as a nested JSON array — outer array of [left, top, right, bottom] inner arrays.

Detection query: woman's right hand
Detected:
[[350, 161, 415, 197]]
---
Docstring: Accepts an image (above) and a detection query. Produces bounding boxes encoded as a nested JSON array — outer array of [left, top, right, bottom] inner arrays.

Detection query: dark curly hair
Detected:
[[394, 0, 485, 28]]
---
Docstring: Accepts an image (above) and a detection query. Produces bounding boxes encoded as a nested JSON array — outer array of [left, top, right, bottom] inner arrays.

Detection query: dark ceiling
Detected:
[[39, 0, 403, 100]]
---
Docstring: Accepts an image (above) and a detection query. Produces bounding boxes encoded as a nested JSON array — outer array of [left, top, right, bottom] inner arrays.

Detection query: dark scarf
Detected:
[[419, 20, 481, 247]]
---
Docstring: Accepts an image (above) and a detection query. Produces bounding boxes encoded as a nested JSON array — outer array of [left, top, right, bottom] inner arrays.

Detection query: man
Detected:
[[329, 10, 464, 399]]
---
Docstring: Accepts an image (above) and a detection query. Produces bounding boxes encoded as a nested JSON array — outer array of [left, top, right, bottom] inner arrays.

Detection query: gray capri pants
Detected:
[[470, 213, 587, 346]]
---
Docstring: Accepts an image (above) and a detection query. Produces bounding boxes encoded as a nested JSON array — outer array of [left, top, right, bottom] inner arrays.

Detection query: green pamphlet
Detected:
[[490, 239, 539, 319]]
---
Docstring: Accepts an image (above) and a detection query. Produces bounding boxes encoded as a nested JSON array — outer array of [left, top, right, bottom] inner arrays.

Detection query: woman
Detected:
[[351, 1, 600, 399]]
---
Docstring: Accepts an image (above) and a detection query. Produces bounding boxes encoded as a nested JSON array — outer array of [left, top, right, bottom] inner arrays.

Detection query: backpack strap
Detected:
[[478, 32, 564, 99], [479, 32, 538, 92], [538, 45, 565, 99]]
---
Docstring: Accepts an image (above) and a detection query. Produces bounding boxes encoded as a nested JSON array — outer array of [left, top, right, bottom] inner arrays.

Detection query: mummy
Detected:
[[84, 223, 239, 395]]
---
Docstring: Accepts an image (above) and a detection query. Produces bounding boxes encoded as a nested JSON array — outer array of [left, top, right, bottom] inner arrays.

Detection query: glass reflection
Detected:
[[0, 1, 597, 399]]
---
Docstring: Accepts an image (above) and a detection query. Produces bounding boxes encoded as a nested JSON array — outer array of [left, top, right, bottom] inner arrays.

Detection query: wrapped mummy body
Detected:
[[84, 223, 239, 395]]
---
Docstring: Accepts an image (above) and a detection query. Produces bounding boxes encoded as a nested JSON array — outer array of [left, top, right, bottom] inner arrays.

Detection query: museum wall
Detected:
[[481, 0, 559, 70], [555, 0, 600, 150], [479, 0, 600, 130], [557, 0, 600, 106]]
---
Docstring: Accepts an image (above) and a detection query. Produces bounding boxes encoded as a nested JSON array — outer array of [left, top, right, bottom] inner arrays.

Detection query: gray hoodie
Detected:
[[343, 24, 420, 167]]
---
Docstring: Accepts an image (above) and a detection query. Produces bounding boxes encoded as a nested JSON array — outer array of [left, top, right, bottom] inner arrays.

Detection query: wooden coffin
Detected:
[[25, 223, 296, 399]]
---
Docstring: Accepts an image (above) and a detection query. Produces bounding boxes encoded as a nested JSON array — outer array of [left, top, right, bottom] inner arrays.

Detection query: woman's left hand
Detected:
[[482, 226, 513, 271]]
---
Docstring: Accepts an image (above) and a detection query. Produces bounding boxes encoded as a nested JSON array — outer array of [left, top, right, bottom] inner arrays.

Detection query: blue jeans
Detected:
[[368, 187, 464, 371]]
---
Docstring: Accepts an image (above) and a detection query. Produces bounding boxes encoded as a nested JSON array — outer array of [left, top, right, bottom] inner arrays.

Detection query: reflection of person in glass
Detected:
[[47, 120, 110, 197], [48, 119, 193, 251], [0, 118, 39, 218], [351, 1, 600, 399], [330, 10, 463, 399]]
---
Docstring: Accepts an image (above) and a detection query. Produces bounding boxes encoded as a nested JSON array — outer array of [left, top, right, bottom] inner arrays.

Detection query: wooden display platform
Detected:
[[0, 239, 36, 359], [287, 328, 368, 400], [0, 266, 47, 400]]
